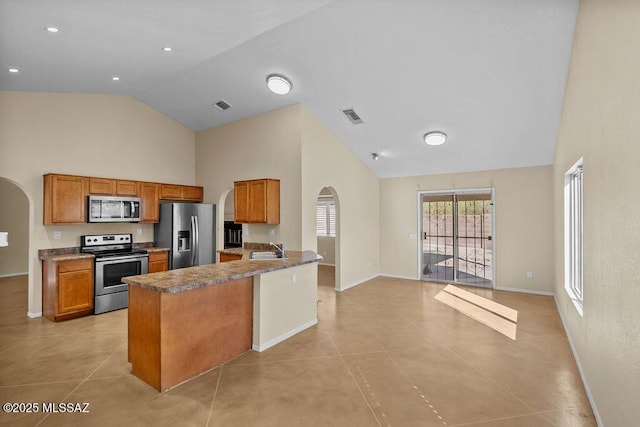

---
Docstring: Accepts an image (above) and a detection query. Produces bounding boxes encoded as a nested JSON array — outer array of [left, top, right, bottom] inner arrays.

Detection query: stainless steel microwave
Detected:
[[88, 195, 141, 223]]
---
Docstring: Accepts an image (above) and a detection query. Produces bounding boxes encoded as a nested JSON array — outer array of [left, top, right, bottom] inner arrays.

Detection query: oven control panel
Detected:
[[81, 234, 132, 247]]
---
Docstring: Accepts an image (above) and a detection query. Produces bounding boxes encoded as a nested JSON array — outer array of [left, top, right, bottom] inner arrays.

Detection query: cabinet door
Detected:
[[234, 181, 250, 223], [57, 267, 94, 314], [248, 180, 267, 223], [89, 178, 116, 195], [139, 182, 160, 223], [44, 174, 88, 224], [182, 186, 203, 202], [220, 253, 243, 262], [116, 180, 139, 196], [148, 252, 169, 273], [160, 184, 182, 200]]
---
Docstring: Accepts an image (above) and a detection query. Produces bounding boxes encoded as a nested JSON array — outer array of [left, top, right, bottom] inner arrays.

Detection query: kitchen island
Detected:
[[123, 250, 321, 392]]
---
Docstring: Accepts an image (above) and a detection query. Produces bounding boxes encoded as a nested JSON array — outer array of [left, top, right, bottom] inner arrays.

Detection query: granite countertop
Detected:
[[218, 247, 244, 256], [123, 250, 322, 294], [39, 243, 168, 261]]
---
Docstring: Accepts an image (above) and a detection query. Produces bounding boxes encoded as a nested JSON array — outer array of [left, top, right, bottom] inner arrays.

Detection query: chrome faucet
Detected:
[[269, 242, 285, 258]]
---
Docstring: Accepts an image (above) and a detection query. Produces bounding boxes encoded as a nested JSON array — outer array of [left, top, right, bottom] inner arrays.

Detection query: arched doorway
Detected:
[[316, 187, 340, 292], [0, 177, 30, 316]]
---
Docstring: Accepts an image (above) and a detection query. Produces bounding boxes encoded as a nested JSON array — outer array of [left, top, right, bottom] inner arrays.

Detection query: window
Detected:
[[316, 197, 336, 237], [564, 158, 583, 315]]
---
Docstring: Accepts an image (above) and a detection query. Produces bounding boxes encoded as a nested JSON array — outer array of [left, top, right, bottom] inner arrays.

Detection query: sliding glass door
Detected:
[[420, 190, 494, 287]]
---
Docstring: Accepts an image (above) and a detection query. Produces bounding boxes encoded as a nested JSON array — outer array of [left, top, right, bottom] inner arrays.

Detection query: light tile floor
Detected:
[[0, 268, 596, 426]]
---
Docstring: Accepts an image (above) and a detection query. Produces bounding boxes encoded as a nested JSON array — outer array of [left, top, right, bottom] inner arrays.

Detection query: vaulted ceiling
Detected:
[[0, 0, 579, 178]]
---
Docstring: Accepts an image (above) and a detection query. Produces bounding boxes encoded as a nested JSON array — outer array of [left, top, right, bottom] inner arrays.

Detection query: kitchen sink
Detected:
[[249, 251, 285, 260]]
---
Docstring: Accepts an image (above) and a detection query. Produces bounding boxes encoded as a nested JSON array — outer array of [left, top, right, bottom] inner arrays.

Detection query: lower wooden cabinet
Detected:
[[42, 258, 94, 321], [220, 253, 243, 262], [148, 251, 169, 273]]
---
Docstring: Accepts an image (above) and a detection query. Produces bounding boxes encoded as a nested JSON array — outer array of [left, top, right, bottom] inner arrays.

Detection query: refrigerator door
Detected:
[[194, 203, 215, 266], [171, 203, 199, 269]]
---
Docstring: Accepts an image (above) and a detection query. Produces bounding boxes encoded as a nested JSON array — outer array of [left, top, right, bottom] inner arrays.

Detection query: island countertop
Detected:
[[123, 250, 322, 294]]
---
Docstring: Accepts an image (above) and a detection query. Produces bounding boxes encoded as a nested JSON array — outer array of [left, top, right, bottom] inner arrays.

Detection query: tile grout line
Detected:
[[34, 339, 126, 427], [325, 332, 383, 427], [205, 365, 224, 427], [447, 409, 556, 427]]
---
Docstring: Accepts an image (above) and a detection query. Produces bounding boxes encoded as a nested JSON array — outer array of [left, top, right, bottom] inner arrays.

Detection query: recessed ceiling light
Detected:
[[8, 68, 19, 73], [111, 76, 120, 81], [424, 131, 447, 146], [266, 74, 292, 95], [162, 46, 172, 52], [371, 153, 379, 160], [45, 27, 59, 33]]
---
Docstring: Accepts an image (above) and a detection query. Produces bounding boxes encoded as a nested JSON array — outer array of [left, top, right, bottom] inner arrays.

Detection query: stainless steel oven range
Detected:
[[80, 233, 148, 314]]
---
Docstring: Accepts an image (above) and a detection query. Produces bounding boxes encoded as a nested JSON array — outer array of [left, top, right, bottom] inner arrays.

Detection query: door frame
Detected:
[[416, 188, 496, 287]]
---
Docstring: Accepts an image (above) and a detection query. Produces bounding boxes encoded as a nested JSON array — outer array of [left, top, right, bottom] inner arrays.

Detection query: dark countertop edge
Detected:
[[39, 243, 167, 261], [123, 250, 322, 294]]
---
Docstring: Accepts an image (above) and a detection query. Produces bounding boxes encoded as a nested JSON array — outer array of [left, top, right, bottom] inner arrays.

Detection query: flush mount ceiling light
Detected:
[[424, 131, 447, 146], [8, 68, 19, 73], [266, 74, 292, 95], [162, 46, 172, 52], [45, 27, 59, 33], [111, 76, 120, 81]]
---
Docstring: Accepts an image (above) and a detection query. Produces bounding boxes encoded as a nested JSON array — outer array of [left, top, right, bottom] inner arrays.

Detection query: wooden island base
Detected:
[[128, 277, 253, 392]]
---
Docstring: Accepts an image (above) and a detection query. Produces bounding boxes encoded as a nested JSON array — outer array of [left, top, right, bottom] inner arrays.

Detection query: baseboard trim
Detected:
[[0, 272, 28, 279], [252, 319, 318, 352], [27, 311, 42, 318], [494, 286, 554, 296], [337, 274, 379, 292], [554, 296, 603, 426], [379, 273, 420, 281]]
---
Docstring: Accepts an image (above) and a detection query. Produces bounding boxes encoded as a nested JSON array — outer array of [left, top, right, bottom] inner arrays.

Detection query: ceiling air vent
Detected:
[[341, 108, 363, 125], [213, 99, 232, 111]]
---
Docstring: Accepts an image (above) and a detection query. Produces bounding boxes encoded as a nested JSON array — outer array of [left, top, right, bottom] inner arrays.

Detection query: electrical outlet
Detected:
[[53, 231, 61, 240], [527, 271, 533, 279], [136, 228, 143, 236], [268, 228, 274, 236], [292, 272, 297, 283]]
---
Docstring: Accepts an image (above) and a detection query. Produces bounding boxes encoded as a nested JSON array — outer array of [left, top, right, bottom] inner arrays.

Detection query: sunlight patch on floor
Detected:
[[435, 285, 518, 340]]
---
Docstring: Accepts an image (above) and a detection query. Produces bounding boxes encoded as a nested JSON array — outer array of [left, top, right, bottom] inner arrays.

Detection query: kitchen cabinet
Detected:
[[89, 178, 138, 196], [89, 177, 116, 195], [160, 184, 204, 202], [234, 179, 280, 224], [43, 173, 203, 224], [42, 258, 94, 321], [148, 251, 169, 273], [220, 253, 243, 262], [43, 174, 89, 225], [116, 180, 139, 196], [139, 182, 160, 223]]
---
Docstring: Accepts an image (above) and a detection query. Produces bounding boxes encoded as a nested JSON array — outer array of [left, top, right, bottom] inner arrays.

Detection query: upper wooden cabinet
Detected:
[[160, 184, 204, 202], [89, 178, 139, 196], [43, 173, 203, 224], [44, 174, 89, 225], [139, 182, 160, 223], [234, 179, 280, 224]]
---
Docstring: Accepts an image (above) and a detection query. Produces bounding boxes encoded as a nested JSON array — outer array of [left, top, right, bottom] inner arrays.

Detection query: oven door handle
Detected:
[[96, 255, 148, 264]]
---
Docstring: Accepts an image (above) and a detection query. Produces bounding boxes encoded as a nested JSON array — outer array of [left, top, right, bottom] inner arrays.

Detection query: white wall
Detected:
[[379, 166, 554, 293], [300, 106, 379, 289], [0, 92, 196, 315], [317, 236, 335, 265], [196, 105, 302, 250], [552, 0, 640, 424], [0, 178, 29, 276]]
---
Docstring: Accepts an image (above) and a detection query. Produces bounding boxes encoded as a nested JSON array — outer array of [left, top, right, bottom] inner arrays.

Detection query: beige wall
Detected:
[[0, 178, 29, 276], [380, 166, 554, 293], [317, 237, 335, 265], [0, 91, 196, 315], [196, 105, 303, 251], [300, 107, 379, 289], [552, 0, 640, 424]]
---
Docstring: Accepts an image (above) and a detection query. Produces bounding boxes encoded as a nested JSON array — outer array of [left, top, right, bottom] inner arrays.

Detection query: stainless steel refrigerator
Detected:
[[154, 203, 216, 269]]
